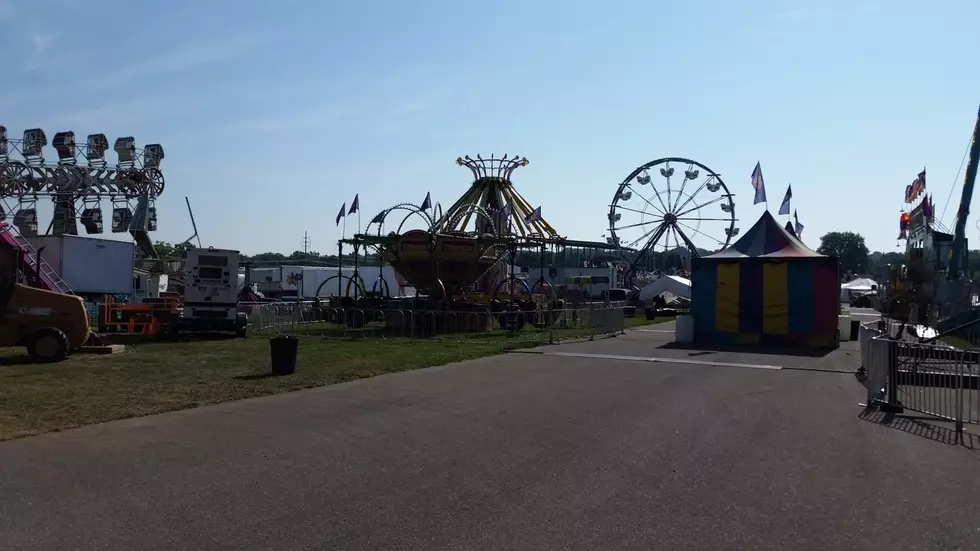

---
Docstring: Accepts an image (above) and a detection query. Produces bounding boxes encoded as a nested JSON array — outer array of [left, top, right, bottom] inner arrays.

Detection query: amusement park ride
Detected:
[[333, 152, 738, 334], [887, 105, 980, 331], [340, 154, 564, 331], [608, 157, 738, 279], [0, 126, 164, 260]]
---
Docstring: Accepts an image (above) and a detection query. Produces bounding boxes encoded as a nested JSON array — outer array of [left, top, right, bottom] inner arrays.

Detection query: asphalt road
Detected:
[[1, 341, 979, 550]]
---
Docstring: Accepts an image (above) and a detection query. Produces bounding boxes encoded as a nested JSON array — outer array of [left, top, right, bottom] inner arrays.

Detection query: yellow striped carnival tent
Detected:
[[690, 211, 841, 348]]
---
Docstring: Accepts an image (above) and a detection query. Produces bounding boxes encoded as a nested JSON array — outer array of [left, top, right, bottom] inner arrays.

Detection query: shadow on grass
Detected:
[[100, 332, 242, 345], [0, 355, 39, 366], [860, 407, 980, 455], [233, 372, 283, 381]]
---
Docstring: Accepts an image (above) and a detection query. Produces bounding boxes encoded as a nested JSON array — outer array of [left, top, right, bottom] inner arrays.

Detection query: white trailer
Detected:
[[133, 272, 169, 300], [249, 264, 402, 298], [252, 267, 284, 295], [177, 247, 247, 336], [26, 235, 134, 296], [301, 266, 400, 298]]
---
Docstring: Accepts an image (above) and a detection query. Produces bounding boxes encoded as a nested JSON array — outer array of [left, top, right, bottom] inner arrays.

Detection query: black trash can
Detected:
[[850, 319, 860, 341], [646, 308, 657, 321], [269, 335, 299, 376]]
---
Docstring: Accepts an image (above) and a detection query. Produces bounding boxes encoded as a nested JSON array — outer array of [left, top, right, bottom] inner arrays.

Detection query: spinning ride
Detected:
[[0, 125, 165, 258], [608, 157, 738, 282], [341, 154, 565, 332]]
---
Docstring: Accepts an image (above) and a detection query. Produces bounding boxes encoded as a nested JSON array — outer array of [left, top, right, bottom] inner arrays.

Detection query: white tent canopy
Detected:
[[638, 275, 691, 301], [841, 278, 878, 291]]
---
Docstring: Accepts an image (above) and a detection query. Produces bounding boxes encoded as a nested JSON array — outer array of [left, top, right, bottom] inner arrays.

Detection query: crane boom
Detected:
[[949, 105, 980, 280]]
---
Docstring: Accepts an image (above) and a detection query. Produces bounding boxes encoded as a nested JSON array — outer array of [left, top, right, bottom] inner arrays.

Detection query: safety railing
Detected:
[[864, 332, 980, 432], [244, 303, 626, 344]]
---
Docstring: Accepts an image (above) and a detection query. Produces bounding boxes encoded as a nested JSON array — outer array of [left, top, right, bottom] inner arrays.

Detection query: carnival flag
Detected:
[[335, 203, 345, 226], [906, 168, 927, 203], [524, 206, 543, 224], [348, 194, 359, 215], [751, 162, 767, 205], [420, 192, 432, 211], [499, 200, 513, 234], [500, 199, 513, 220], [370, 210, 385, 224], [794, 209, 804, 237], [779, 185, 792, 215]]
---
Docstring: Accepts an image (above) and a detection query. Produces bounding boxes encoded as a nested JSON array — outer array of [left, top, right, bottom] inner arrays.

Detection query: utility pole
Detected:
[[301, 231, 312, 256]]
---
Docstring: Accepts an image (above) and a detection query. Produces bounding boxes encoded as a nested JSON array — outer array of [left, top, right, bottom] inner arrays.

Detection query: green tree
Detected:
[[867, 250, 908, 279], [153, 241, 177, 258], [817, 231, 870, 274]]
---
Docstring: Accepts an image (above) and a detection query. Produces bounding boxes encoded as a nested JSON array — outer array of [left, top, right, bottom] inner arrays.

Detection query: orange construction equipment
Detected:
[[99, 295, 181, 336]]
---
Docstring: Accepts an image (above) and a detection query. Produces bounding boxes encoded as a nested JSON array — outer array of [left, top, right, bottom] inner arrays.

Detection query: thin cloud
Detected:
[[773, 7, 820, 21], [234, 86, 453, 135], [22, 31, 57, 71], [234, 100, 369, 134], [88, 33, 260, 90], [31, 32, 55, 56], [31, 96, 183, 135], [773, 2, 879, 22]]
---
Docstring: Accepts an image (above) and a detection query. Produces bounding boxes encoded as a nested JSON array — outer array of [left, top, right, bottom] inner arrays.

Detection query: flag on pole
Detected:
[[420, 192, 432, 211], [370, 210, 385, 224], [922, 194, 934, 222], [779, 185, 792, 215], [794, 209, 804, 237], [499, 200, 514, 234], [906, 168, 927, 203], [524, 206, 542, 225], [500, 199, 513, 220], [335, 203, 345, 226], [348, 194, 359, 215], [751, 162, 767, 205]]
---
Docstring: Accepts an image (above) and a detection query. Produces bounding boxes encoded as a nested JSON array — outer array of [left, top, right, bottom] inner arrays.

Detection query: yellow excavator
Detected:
[[0, 241, 92, 362]]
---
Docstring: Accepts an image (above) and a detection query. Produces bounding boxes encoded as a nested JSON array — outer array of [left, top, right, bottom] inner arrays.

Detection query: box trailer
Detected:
[[300, 266, 400, 298], [26, 235, 135, 296]]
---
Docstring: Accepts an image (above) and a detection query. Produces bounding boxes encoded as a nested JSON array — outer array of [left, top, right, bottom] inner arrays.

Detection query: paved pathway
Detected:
[[1, 330, 978, 550]]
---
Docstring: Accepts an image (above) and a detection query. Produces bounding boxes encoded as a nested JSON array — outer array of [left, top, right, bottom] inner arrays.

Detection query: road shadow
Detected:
[[860, 407, 980, 454], [657, 342, 835, 358]]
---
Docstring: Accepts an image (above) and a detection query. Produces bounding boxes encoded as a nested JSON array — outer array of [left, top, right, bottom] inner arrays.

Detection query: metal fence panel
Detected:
[[865, 333, 980, 430], [242, 302, 626, 344]]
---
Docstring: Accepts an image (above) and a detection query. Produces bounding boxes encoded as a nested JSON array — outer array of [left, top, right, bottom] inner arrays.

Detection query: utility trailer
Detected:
[[25, 235, 135, 297], [170, 247, 248, 337]]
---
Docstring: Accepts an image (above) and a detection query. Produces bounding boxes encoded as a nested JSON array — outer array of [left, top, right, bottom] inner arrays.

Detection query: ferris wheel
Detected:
[[608, 157, 738, 273]]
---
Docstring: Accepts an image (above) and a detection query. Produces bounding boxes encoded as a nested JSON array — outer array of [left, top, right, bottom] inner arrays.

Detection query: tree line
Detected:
[[816, 231, 980, 279], [154, 235, 980, 278]]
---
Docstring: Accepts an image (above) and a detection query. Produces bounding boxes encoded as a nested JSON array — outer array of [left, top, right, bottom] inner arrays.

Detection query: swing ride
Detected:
[[339, 154, 587, 333]]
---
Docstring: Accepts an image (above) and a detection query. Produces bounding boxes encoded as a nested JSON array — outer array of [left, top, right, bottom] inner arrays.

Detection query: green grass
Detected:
[[0, 316, 669, 441]]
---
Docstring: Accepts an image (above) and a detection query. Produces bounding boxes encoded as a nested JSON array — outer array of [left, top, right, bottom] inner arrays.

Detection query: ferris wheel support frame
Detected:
[[609, 156, 738, 280]]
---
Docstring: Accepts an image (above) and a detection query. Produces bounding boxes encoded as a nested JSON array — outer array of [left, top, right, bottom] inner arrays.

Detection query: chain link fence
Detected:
[[240, 301, 626, 345]]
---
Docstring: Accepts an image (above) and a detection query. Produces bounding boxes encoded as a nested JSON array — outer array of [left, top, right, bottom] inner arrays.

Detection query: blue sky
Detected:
[[1, 0, 979, 255]]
